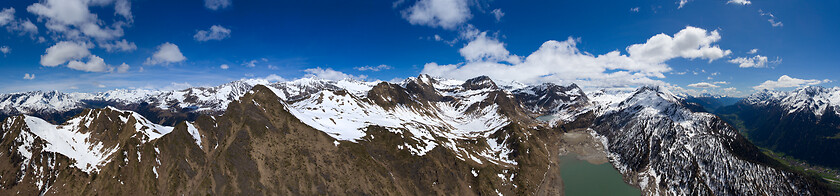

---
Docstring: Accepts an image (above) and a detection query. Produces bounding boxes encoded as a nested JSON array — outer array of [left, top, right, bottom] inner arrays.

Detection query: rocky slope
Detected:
[[0, 75, 834, 195], [717, 86, 840, 168], [592, 86, 827, 195]]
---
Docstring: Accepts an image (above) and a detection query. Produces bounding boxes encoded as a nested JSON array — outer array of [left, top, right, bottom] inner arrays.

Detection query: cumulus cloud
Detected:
[[23, 73, 35, 80], [728, 55, 779, 68], [205, 0, 232, 10], [67, 55, 112, 72], [727, 0, 751, 5], [0, 46, 9, 54], [40, 41, 91, 67], [753, 75, 830, 90], [630, 7, 640, 12], [713, 81, 729, 84], [144, 42, 186, 65], [491, 9, 504, 21], [26, 0, 131, 41], [688, 82, 719, 88], [304, 67, 367, 81], [747, 48, 758, 54], [194, 25, 231, 42], [115, 0, 132, 21], [8, 19, 38, 35], [459, 32, 520, 63], [99, 39, 136, 52], [355, 64, 392, 71], [116, 63, 130, 73], [626, 26, 731, 64], [402, 0, 471, 29], [220, 64, 229, 69], [0, 8, 39, 36], [422, 26, 731, 88], [0, 8, 13, 26]]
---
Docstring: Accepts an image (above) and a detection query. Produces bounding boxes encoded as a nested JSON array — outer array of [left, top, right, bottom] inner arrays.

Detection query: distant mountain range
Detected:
[[683, 94, 742, 112], [0, 75, 835, 195], [717, 86, 840, 169]]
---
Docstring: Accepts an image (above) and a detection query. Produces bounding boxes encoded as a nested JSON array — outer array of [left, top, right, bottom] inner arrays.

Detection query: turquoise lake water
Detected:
[[559, 155, 641, 196]]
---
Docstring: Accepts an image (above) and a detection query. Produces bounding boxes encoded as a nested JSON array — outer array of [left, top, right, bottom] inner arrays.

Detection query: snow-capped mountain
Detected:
[[0, 106, 174, 193], [0, 75, 834, 195], [717, 86, 840, 169], [0, 78, 382, 125], [743, 86, 840, 119], [592, 86, 819, 195]]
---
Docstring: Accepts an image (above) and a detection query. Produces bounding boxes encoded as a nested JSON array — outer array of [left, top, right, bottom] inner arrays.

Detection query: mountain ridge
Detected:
[[0, 75, 836, 195]]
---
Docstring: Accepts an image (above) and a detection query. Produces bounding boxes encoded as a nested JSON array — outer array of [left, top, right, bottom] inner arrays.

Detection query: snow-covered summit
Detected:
[[1, 107, 173, 174], [743, 86, 840, 118]]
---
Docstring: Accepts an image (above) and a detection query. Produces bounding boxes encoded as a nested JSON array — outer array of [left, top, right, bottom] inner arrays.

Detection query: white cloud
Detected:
[[421, 26, 731, 89], [242, 58, 267, 68], [116, 63, 130, 73], [115, 0, 132, 21], [304, 67, 367, 81], [261, 74, 285, 82], [728, 55, 780, 68], [23, 73, 35, 80], [727, 0, 751, 5], [355, 64, 392, 71], [0, 8, 14, 26], [144, 42, 186, 65], [205, 0, 232, 10], [459, 32, 520, 63], [402, 0, 471, 29], [99, 39, 136, 52], [220, 64, 229, 69], [753, 75, 829, 90], [0, 46, 9, 54], [67, 55, 112, 72], [713, 81, 729, 84], [194, 25, 231, 42], [630, 7, 640, 12], [747, 48, 758, 54], [688, 82, 719, 88], [155, 82, 193, 91], [626, 26, 731, 64], [40, 41, 91, 67], [491, 9, 504, 21], [0, 8, 39, 36], [768, 19, 783, 27], [8, 19, 39, 35], [759, 10, 783, 27], [678, 0, 690, 8], [26, 0, 131, 41]]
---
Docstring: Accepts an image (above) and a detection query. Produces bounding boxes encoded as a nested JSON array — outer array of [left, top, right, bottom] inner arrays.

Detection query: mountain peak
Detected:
[[462, 75, 498, 90]]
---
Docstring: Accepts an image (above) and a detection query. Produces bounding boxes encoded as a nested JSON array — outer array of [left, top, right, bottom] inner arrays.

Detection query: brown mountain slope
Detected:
[[1, 84, 591, 195]]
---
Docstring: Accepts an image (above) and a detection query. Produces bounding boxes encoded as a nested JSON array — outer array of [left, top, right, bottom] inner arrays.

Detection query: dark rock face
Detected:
[[592, 87, 830, 195], [513, 83, 589, 116], [462, 76, 498, 91]]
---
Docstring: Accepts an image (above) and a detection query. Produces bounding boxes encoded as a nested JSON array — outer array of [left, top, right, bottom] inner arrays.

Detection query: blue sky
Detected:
[[0, 0, 838, 96]]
